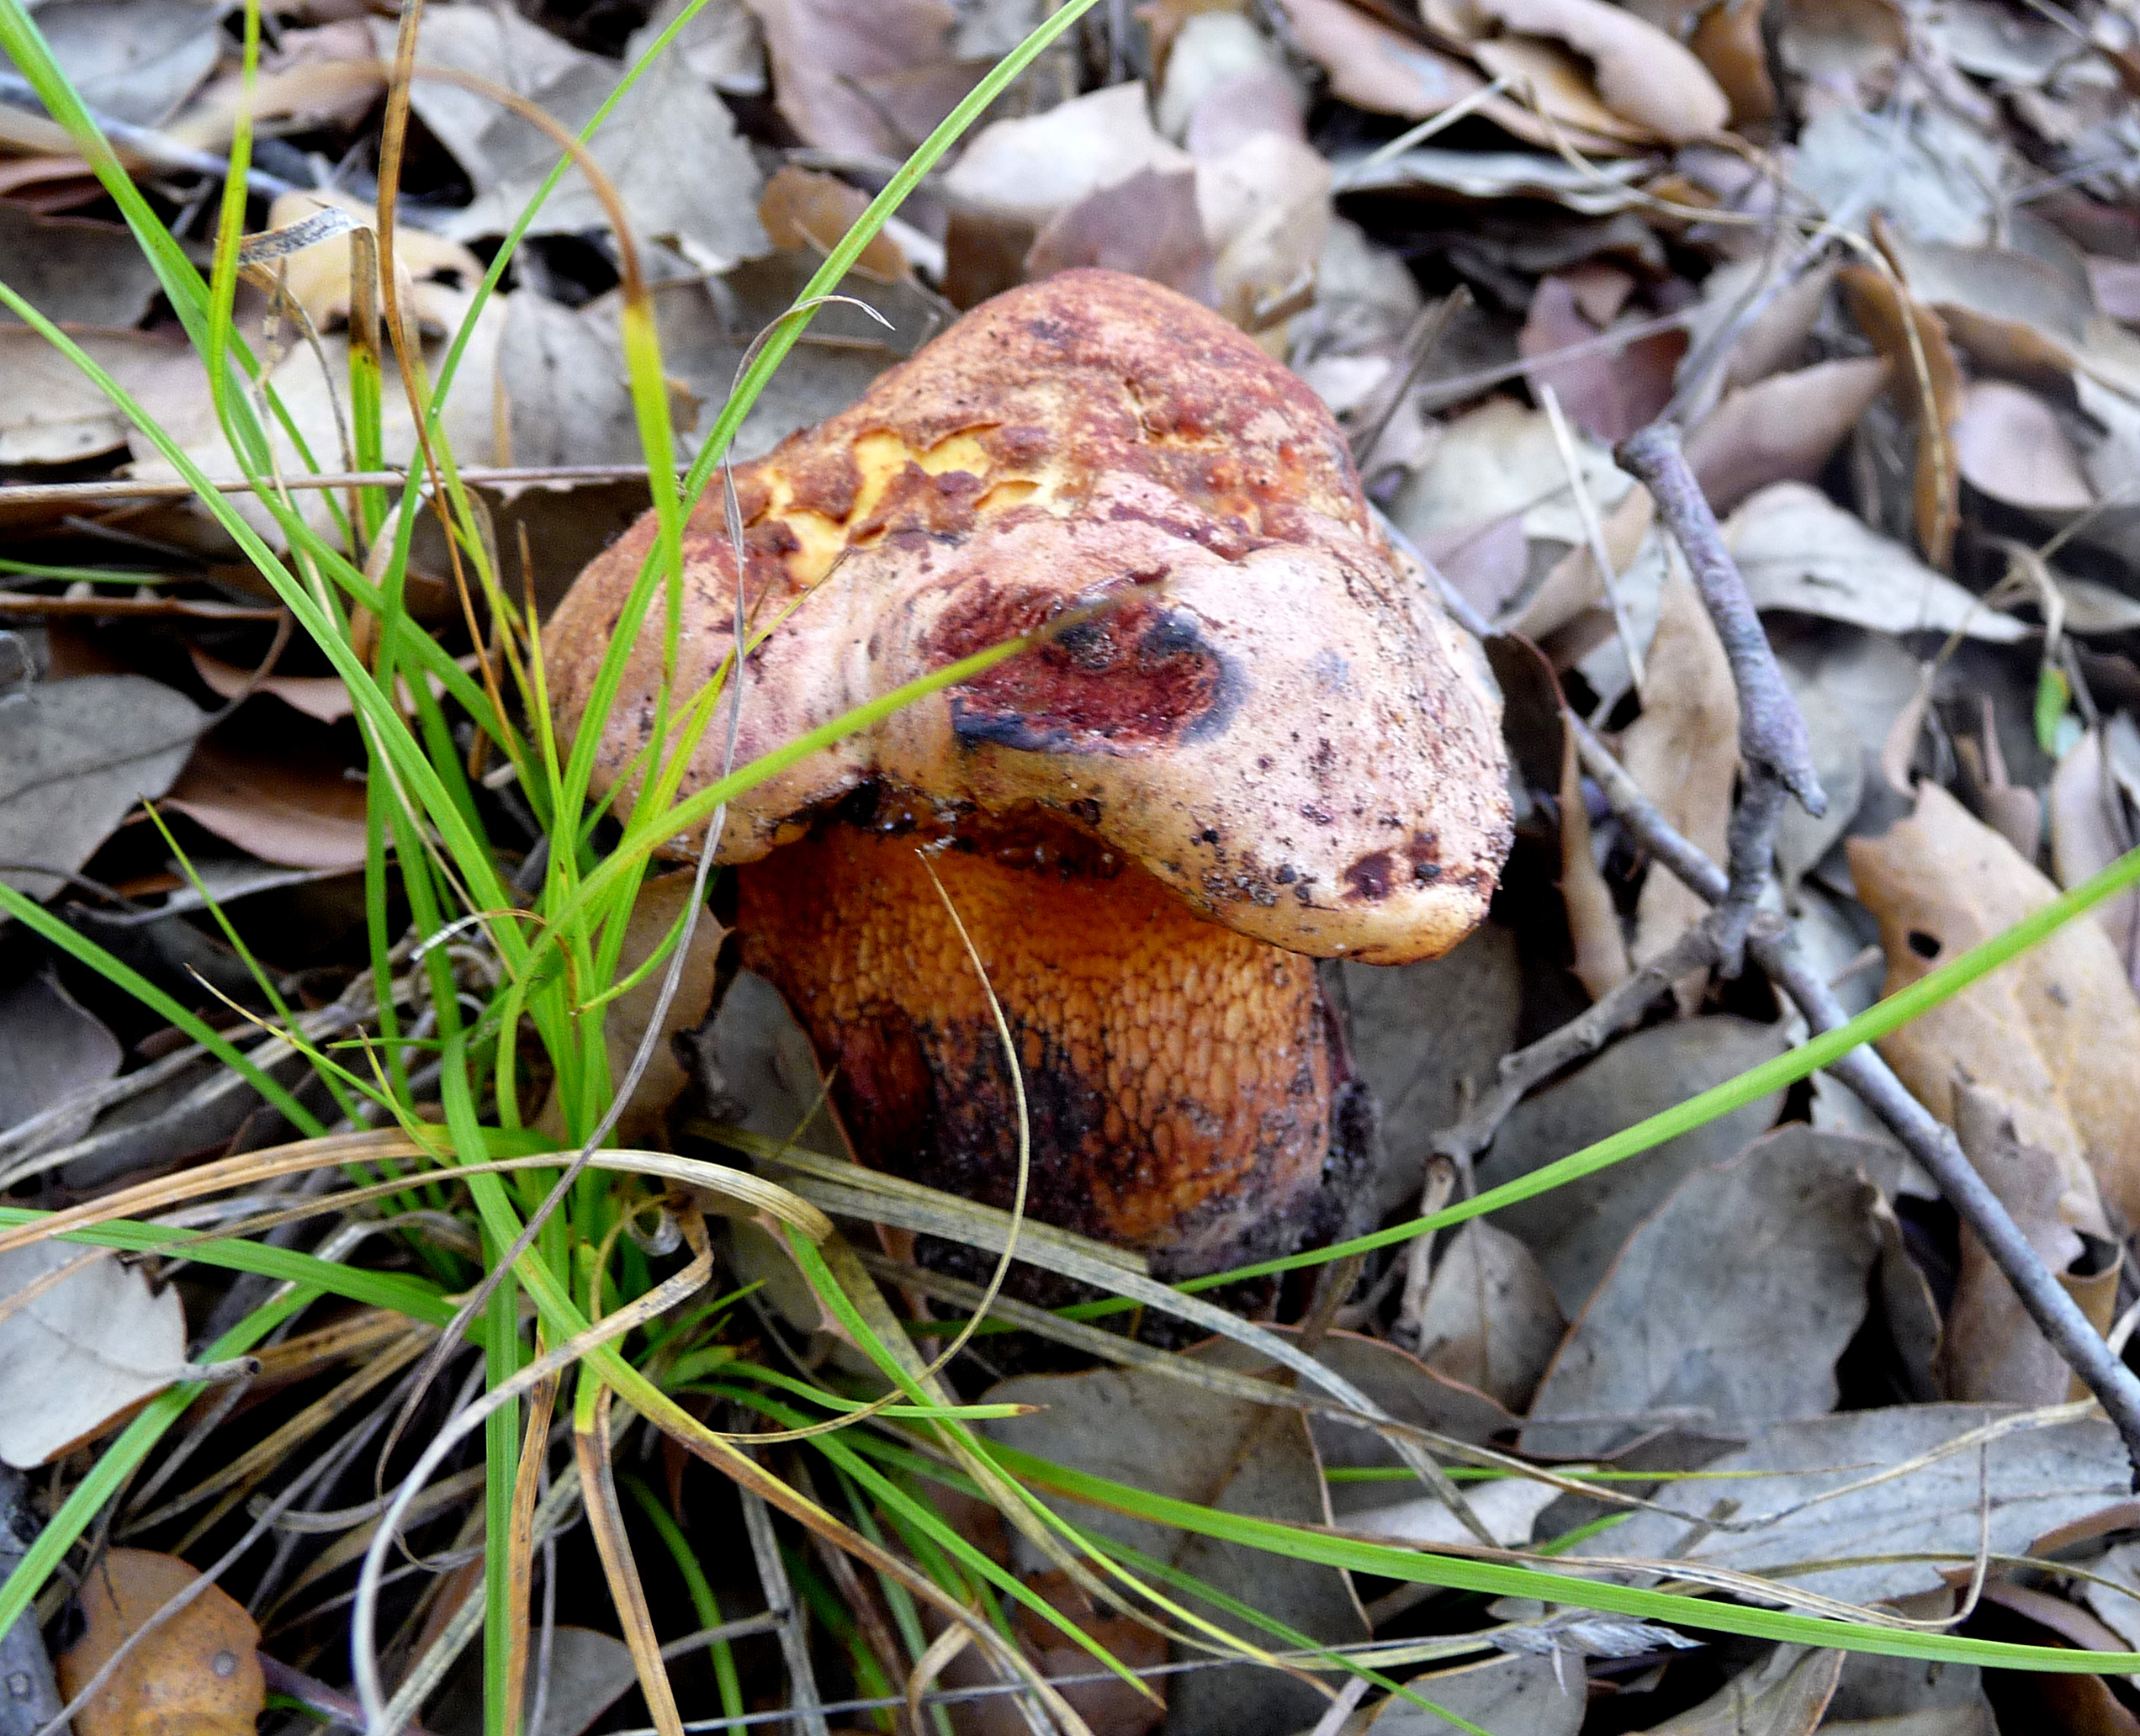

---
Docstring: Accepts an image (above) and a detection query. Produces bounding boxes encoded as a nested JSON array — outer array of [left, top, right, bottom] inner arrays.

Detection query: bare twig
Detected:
[[737, 1461, 829, 1736], [1571, 716, 2140, 1476], [1615, 422, 1827, 970]]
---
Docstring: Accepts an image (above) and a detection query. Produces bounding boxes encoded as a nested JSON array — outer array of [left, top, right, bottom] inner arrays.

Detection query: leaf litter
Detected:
[[13, 0, 2140, 1733]]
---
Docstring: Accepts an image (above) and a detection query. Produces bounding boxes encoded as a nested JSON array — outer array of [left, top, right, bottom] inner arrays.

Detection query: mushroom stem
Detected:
[[735, 807, 1341, 1277]]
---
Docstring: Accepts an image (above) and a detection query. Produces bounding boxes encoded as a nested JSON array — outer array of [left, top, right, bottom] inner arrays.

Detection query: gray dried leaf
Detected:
[[38, 0, 220, 125], [1410, 1220, 1565, 1413], [0, 675, 201, 902], [1369, 1654, 1581, 1736], [0, 1241, 186, 1468], [1475, 1014, 1791, 1318], [1567, 1404, 2129, 1608], [1645, 1644, 1841, 1736], [498, 292, 641, 468], [980, 1363, 1367, 1736], [0, 971, 119, 1145], [0, 205, 161, 330], [1523, 1125, 1886, 1458], [1724, 484, 2029, 641], [1337, 923, 1521, 1222], [1773, 675, 1865, 891]]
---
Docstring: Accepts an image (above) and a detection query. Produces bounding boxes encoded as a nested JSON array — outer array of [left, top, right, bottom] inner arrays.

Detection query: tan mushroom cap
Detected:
[[544, 268, 1512, 966]]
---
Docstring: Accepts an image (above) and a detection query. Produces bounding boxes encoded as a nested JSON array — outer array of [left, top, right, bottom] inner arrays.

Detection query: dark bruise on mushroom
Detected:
[[543, 269, 1513, 1276]]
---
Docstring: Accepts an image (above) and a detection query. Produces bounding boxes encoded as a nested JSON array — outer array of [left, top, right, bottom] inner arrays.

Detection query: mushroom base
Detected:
[[734, 807, 1348, 1276]]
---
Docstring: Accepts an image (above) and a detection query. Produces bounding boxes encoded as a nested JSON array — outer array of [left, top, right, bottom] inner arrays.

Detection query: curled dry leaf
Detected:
[[262, 188, 483, 340], [1940, 1083, 2113, 1406], [1464, 0, 1733, 141], [0, 674, 201, 901], [0, 1243, 185, 1467], [1840, 263, 1965, 568], [1619, 565, 1738, 1008], [0, 329, 198, 468], [1523, 1127, 1887, 1458], [1684, 356, 1891, 514], [1846, 781, 2140, 1231], [1952, 378, 2095, 512], [759, 165, 910, 283], [58, 1549, 264, 1736], [1277, 0, 1488, 118]]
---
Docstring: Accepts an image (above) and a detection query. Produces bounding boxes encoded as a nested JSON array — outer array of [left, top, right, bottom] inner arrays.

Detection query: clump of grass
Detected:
[[4, 3, 2140, 1733]]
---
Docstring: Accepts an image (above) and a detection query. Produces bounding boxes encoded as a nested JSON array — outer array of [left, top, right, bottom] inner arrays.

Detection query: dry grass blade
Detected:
[[577, 1385, 685, 1736], [501, 1364, 560, 1736]]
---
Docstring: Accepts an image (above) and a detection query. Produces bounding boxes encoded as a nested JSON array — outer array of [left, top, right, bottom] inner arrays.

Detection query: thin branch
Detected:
[[1571, 716, 2140, 1476]]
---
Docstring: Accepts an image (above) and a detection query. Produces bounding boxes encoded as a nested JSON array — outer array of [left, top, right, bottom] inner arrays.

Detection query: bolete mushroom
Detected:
[[545, 269, 1511, 1275]]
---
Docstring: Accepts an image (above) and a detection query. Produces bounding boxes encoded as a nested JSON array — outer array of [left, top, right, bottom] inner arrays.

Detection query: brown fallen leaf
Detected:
[[1689, 0, 1779, 124], [1952, 378, 2095, 512], [1512, 481, 1654, 642], [1684, 355, 1891, 514], [1521, 270, 1687, 444], [1027, 168, 1217, 306], [187, 644, 351, 726], [261, 188, 483, 340], [1560, 698, 1632, 1000], [1620, 566, 1739, 1010], [744, 0, 977, 158], [2049, 726, 2140, 983], [758, 165, 909, 283], [1847, 781, 2140, 1231], [1940, 1083, 2112, 1405], [59, 1549, 264, 1736], [159, 733, 369, 871], [1841, 263, 1965, 568], [1465, 0, 1733, 141]]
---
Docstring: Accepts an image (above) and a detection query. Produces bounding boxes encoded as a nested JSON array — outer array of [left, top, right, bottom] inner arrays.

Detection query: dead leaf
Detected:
[[1559, 710, 1631, 998], [980, 1361, 1367, 1736], [160, 733, 369, 872], [364, 6, 585, 190], [758, 166, 910, 283], [745, 0, 977, 159], [1690, 0, 1779, 124], [1296, 1330, 1515, 1510], [0, 969, 120, 1146], [1523, 1126, 1887, 1457], [1940, 1083, 2111, 1405], [39, 0, 221, 126], [1685, 356, 1891, 514], [1475, 1014, 1791, 1316], [1840, 263, 1965, 567], [1157, 10, 1292, 140], [1648, 1646, 1842, 1736], [1027, 168, 1218, 305], [2050, 726, 2140, 980], [626, 0, 766, 96], [944, 82, 1193, 227], [1411, 1220, 1566, 1411], [0, 328, 198, 467], [262, 189, 483, 341], [1723, 483, 2029, 641], [541, 868, 722, 1146], [1352, 1472, 1562, 1549], [1621, 566, 1738, 1007], [59, 1549, 263, 1736], [1277, 0, 1488, 118], [0, 204, 161, 330], [441, 47, 767, 265], [0, 674, 201, 901], [1520, 272, 1687, 443], [497, 291, 644, 469], [1952, 378, 2095, 512], [2090, 255, 2140, 326], [1568, 1404, 2128, 1610], [1847, 781, 2140, 1231], [0, 1243, 185, 1466], [1367, 1654, 1581, 1736], [1465, 0, 1733, 141]]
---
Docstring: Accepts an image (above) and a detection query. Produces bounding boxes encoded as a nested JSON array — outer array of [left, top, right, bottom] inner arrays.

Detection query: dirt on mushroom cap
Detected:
[[543, 268, 1512, 965]]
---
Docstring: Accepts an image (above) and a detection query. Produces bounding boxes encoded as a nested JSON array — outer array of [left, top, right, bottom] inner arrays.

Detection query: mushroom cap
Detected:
[[544, 268, 1512, 964]]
